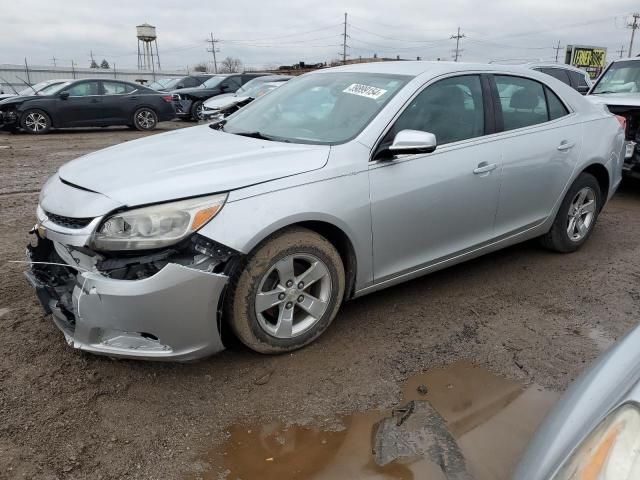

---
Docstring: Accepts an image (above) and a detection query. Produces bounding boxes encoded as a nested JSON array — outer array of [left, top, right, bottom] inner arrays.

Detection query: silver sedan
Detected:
[[27, 62, 624, 360]]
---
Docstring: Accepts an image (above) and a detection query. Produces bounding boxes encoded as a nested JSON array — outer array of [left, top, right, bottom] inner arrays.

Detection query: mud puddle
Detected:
[[199, 362, 559, 480]]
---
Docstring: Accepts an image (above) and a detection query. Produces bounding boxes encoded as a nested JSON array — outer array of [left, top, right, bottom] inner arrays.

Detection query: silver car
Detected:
[[26, 62, 624, 361], [515, 323, 640, 479]]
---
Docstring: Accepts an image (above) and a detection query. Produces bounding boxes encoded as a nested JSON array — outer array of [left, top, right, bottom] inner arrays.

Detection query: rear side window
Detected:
[[545, 87, 569, 120], [538, 68, 571, 86], [495, 76, 549, 131], [182, 77, 201, 88], [102, 82, 135, 95], [567, 70, 590, 89]]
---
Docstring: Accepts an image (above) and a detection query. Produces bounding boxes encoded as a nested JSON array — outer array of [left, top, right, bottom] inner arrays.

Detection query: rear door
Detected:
[[100, 81, 138, 124], [490, 75, 583, 237], [56, 81, 102, 126]]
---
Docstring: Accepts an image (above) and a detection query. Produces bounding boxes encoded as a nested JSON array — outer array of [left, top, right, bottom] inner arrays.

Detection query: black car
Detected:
[[147, 75, 214, 92], [171, 73, 267, 120], [0, 79, 175, 134]]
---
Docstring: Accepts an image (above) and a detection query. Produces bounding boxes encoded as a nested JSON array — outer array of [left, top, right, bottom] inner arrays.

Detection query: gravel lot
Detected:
[[1, 124, 639, 479]]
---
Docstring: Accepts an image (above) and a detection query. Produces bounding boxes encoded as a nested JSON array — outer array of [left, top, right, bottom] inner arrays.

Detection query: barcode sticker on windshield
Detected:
[[343, 83, 388, 99]]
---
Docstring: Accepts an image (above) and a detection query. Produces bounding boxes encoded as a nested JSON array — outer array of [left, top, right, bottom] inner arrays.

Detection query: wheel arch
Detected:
[[242, 218, 359, 300], [581, 162, 610, 205]]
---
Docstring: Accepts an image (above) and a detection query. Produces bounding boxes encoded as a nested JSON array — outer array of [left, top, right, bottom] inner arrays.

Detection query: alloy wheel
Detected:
[[24, 112, 47, 132], [136, 110, 156, 129], [254, 253, 332, 339], [566, 187, 596, 241], [194, 102, 204, 120]]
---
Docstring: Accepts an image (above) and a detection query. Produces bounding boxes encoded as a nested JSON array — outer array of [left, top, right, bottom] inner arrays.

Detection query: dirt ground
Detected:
[[1, 123, 639, 479]]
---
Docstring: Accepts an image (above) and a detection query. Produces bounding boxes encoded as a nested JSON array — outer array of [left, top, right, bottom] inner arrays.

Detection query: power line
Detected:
[[451, 27, 465, 62], [221, 23, 341, 42]]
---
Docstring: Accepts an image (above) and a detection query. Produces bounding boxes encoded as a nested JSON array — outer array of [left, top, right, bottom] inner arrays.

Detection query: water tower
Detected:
[[136, 23, 161, 71]]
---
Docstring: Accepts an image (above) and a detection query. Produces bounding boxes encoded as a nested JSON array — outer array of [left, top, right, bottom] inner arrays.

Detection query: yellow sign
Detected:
[[572, 48, 607, 68]]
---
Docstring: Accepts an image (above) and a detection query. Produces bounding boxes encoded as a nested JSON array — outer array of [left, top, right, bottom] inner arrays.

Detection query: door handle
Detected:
[[473, 162, 498, 175], [557, 141, 575, 151], [128, 96, 139, 100]]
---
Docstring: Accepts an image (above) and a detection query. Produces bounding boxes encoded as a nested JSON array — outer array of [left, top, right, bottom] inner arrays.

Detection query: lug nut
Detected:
[[278, 293, 285, 300], [297, 282, 304, 289], [286, 280, 294, 287], [297, 295, 304, 303], [285, 302, 293, 309]]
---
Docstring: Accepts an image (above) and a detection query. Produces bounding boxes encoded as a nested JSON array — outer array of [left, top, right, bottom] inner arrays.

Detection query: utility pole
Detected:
[[617, 45, 626, 58], [342, 12, 349, 65], [90, 49, 96, 67], [207, 33, 220, 73], [24, 58, 30, 84], [628, 13, 640, 57], [71, 60, 76, 79], [553, 40, 563, 63], [451, 27, 465, 62], [51, 56, 58, 67]]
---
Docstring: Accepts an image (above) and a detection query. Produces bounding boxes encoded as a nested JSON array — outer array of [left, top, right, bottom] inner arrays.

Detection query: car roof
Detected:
[[316, 60, 547, 78], [525, 62, 589, 74]]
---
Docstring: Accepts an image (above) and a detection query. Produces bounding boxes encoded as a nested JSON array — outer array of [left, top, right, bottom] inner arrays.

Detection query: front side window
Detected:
[[221, 77, 242, 91], [386, 75, 484, 146], [495, 76, 549, 131], [67, 81, 100, 97], [224, 72, 410, 144], [102, 82, 135, 95]]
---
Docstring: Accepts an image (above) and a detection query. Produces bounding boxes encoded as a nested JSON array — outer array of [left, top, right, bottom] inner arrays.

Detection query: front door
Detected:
[[56, 81, 102, 127], [369, 74, 502, 283]]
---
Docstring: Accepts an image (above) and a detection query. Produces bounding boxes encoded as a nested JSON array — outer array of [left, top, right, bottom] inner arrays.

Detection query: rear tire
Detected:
[[20, 109, 51, 134], [132, 107, 157, 131], [225, 227, 345, 354], [541, 172, 602, 253], [191, 100, 204, 121]]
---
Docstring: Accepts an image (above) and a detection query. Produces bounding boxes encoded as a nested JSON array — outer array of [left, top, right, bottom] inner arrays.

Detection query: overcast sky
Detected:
[[1, 0, 639, 72]]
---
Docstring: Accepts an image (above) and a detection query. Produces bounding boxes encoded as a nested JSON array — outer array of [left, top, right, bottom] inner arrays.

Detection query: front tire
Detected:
[[20, 109, 51, 134], [133, 107, 157, 131], [226, 227, 345, 354], [541, 172, 602, 253]]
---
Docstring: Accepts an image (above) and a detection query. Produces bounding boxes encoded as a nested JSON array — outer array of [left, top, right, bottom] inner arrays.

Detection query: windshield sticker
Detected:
[[343, 83, 388, 99]]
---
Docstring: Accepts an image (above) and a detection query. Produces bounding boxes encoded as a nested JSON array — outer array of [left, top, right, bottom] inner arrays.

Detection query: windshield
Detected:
[[148, 78, 178, 90], [18, 80, 67, 96], [236, 77, 270, 95], [224, 72, 410, 144], [593, 61, 640, 94]]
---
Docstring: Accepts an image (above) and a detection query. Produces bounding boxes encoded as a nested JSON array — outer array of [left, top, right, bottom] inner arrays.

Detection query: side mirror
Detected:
[[59, 91, 70, 100], [388, 129, 437, 155]]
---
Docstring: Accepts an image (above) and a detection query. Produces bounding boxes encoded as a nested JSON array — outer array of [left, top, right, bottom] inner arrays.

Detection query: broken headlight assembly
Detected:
[[91, 193, 227, 251], [553, 403, 640, 480]]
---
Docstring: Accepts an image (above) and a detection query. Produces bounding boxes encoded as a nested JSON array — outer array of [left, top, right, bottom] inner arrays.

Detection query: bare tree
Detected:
[[219, 56, 243, 73], [193, 62, 208, 73]]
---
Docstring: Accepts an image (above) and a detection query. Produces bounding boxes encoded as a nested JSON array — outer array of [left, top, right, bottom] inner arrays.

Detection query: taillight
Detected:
[[161, 95, 172, 103], [615, 115, 627, 131]]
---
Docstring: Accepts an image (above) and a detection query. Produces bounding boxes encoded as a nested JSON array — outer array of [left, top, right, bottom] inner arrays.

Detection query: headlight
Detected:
[[554, 403, 640, 480], [92, 193, 227, 251]]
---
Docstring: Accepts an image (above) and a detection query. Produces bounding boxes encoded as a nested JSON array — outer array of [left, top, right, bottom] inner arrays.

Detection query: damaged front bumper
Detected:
[[26, 235, 229, 361]]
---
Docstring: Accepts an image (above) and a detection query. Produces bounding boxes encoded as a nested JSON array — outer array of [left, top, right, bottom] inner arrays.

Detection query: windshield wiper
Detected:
[[15, 75, 37, 95], [232, 131, 277, 141]]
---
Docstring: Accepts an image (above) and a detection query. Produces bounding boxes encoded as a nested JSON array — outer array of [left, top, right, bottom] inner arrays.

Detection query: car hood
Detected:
[[203, 95, 249, 110], [0, 95, 32, 107], [58, 124, 330, 207], [586, 93, 640, 107]]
